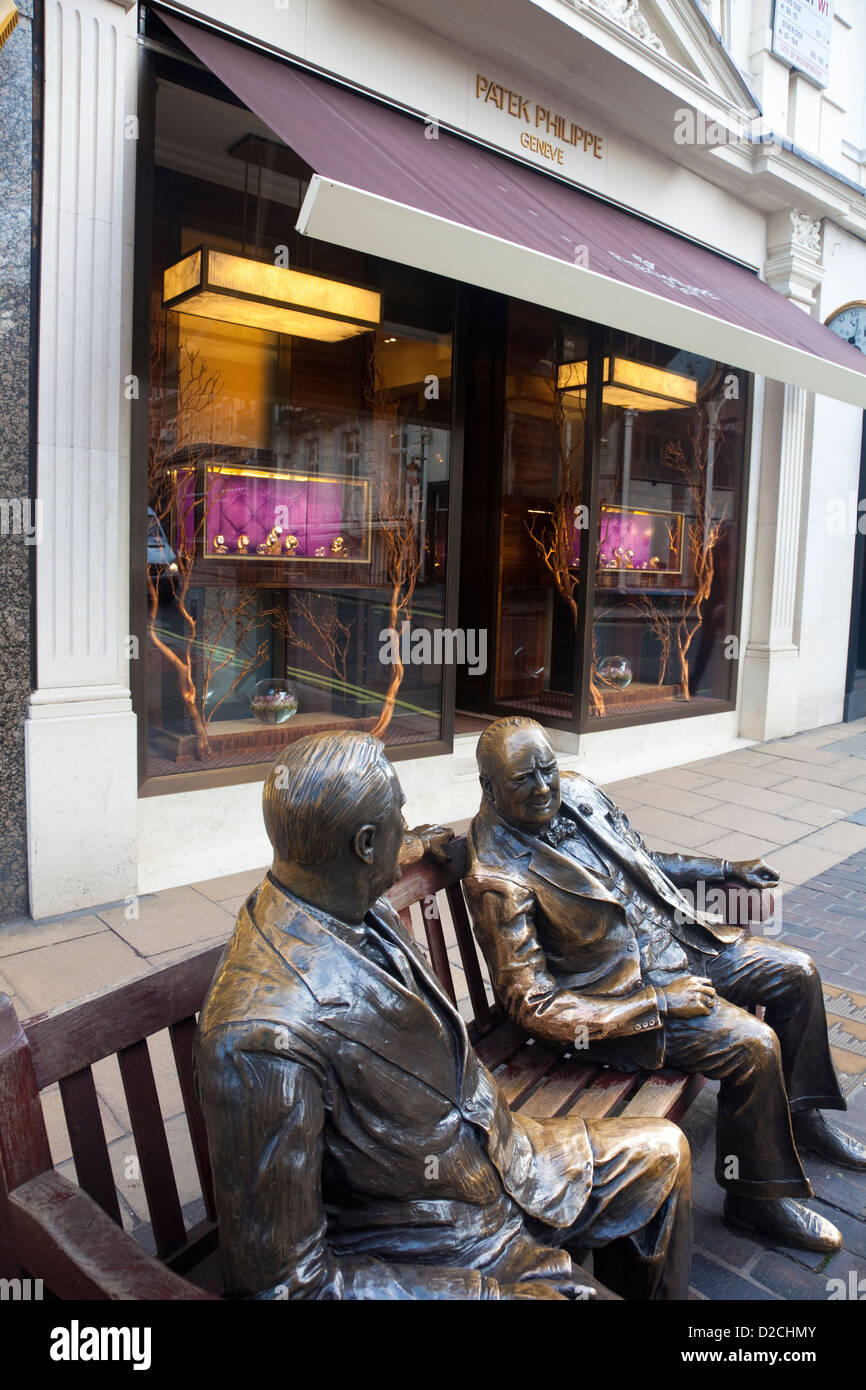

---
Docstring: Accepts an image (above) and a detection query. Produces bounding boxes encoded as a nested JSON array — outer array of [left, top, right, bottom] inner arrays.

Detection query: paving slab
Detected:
[[190, 868, 266, 903], [695, 802, 815, 843], [770, 779, 866, 812], [2, 932, 150, 1015], [97, 885, 237, 956], [0, 911, 108, 959]]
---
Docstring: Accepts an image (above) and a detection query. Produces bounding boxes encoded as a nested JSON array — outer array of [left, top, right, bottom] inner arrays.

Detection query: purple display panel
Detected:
[[176, 466, 370, 561], [571, 507, 683, 573]]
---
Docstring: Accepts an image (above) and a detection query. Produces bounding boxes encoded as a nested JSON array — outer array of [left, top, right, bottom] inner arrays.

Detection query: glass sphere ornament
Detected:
[[250, 679, 299, 725], [597, 655, 633, 690]]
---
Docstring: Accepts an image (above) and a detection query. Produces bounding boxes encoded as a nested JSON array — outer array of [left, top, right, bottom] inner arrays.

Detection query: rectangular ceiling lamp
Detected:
[[0, 2, 18, 48], [163, 247, 382, 343], [558, 357, 699, 411]]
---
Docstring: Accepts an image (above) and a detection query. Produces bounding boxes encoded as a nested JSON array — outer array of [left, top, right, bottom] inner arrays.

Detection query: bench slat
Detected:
[[117, 1039, 186, 1258], [417, 903, 458, 1005], [565, 1070, 641, 1118], [169, 1017, 216, 1223], [473, 1019, 525, 1070], [446, 883, 493, 1034], [619, 1070, 690, 1119], [515, 1059, 599, 1118], [24, 946, 226, 1089], [58, 1068, 122, 1226], [493, 1043, 559, 1106]]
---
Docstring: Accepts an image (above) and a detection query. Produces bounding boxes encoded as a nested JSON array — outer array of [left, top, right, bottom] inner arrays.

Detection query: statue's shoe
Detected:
[[793, 1111, 866, 1171], [724, 1196, 842, 1252]]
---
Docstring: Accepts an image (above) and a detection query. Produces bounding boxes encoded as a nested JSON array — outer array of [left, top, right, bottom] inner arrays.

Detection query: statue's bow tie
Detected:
[[542, 811, 591, 846]]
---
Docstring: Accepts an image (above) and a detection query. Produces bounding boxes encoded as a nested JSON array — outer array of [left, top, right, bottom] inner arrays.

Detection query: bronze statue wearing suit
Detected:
[[464, 716, 866, 1255], [195, 730, 692, 1300]]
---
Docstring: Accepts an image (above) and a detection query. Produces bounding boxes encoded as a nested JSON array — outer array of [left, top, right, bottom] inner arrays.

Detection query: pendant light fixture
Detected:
[[559, 357, 699, 411], [163, 245, 382, 343], [163, 133, 381, 342]]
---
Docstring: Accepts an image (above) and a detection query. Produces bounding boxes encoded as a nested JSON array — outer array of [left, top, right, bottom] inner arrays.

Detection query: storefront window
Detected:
[[140, 76, 454, 781], [493, 304, 588, 719], [489, 303, 747, 728], [588, 332, 746, 720]]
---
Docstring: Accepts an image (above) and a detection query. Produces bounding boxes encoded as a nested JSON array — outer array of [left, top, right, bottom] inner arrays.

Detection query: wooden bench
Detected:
[[0, 834, 744, 1299]]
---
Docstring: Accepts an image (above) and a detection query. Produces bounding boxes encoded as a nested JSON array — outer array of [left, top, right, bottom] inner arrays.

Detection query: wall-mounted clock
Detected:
[[826, 302, 866, 357]]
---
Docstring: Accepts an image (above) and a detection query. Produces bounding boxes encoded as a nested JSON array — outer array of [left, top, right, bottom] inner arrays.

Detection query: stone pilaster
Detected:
[[740, 211, 822, 740], [25, 0, 139, 917]]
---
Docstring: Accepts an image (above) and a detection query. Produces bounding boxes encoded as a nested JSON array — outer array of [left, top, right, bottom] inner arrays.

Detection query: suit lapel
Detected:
[[486, 809, 620, 905], [366, 899, 471, 1089], [559, 784, 699, 920]]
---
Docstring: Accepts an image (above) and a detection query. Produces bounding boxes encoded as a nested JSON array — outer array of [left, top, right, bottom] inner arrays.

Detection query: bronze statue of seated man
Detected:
[[195, 729, 691, 1300], [463, 715, 866, 1255]]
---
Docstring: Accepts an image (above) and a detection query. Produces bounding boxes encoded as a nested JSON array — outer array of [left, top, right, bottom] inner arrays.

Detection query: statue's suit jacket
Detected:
[[194, 873, 593, 1300], [464, 772, 742, 1070]]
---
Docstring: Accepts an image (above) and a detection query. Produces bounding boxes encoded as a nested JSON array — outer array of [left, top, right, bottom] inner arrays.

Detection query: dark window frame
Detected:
[[130, 46, 464, 796]]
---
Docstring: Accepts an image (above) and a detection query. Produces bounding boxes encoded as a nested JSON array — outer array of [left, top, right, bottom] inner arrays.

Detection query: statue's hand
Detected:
[[662, 975, 717, 1018], [499, 1278, 597, 1301], [728, 858, 779, 889], [413, 823, 454, 864]]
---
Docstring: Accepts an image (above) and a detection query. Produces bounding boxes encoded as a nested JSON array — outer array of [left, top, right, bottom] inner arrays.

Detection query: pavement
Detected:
[[3, 718, 866, 1298]]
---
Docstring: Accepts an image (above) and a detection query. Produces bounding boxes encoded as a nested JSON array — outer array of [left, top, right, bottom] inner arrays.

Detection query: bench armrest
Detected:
[[8, 1170, 218, 1300]]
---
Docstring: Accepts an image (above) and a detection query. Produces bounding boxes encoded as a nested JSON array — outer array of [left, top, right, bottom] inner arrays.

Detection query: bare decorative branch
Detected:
[[635, 594, 672, 687], [364, 338, 423, 739], [663, 410, 728, 700], [147, 303, 233, 757], [524, 378, 605, 715], [275, 593, 354, 685]]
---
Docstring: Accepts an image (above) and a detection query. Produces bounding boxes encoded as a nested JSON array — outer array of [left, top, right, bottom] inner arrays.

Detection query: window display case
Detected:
[[570, 504, 684, 575], [175, 464, 372, 563]]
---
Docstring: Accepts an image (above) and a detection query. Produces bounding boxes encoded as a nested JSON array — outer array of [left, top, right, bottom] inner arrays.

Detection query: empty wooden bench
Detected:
[[0, 834, 755, 1298]]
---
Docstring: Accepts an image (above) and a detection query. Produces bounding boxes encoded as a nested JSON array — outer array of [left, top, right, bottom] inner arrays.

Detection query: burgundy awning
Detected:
[[161, 11, 866, 408]]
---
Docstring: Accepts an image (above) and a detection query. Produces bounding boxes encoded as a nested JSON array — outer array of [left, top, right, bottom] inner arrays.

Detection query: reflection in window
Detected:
[[493, 306, 588, 719], [142, 79, 454, 778], [588, 336, 745, 719]]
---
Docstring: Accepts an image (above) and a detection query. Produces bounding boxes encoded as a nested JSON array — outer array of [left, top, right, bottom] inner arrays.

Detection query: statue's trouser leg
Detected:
[[703, 933, 846, 1114], [544, 1116, 693, 1301], [663, 995, 812, 1197]]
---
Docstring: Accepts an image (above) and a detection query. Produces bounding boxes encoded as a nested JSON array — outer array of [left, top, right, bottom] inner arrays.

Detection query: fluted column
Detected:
[[26, 0, 139, 916], [740, 211, 823, 740]]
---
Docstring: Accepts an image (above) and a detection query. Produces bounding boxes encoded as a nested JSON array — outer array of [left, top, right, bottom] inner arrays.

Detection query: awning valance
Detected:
[[161, 11, 866, 409]]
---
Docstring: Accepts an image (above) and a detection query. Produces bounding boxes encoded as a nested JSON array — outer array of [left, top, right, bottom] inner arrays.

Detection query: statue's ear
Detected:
[[480, 775, 495, 807], [353, 824, 376, 865]]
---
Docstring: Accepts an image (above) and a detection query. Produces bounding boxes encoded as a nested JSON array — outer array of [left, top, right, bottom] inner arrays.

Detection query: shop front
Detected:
[[24, 0, 866, 917], [134, 14, 760, 788]]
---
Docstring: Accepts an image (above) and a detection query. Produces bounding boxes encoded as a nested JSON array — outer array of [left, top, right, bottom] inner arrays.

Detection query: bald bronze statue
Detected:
[[464, 716, 866, 1255], [195, 730, 692, 1300]]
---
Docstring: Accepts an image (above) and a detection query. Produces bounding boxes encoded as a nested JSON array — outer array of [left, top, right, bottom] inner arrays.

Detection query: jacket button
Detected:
[[627, 943, 635, 952], [465, 1099, 479, 1114]]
